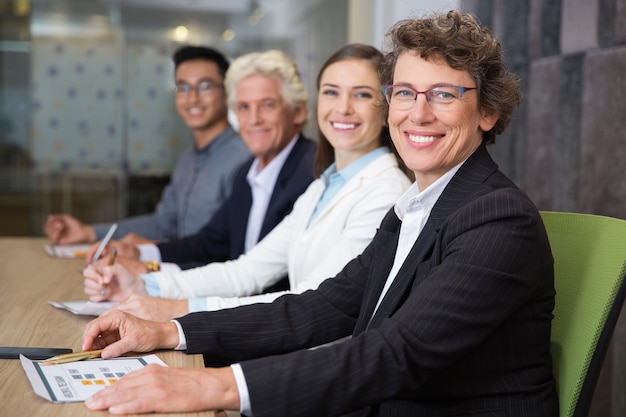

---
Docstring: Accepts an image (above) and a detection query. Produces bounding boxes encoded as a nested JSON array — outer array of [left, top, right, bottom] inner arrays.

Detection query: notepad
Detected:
[[44, 244, 91, 258], [20, 354, 166, 403]]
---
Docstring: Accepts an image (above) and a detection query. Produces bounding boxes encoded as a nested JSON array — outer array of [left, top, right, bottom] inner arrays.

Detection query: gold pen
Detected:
[[100, 248, 117, 295], [40, 349, 104, 366]]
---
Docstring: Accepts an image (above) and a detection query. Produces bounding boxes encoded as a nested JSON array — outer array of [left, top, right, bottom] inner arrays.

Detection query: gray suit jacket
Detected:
[[178, 145, 559, 417]]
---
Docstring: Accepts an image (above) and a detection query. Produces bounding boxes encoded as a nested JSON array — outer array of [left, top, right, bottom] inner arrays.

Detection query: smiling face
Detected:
[[317, 59, 385, 169], [174, 60, 228, 135], [387, 52, 498, 190], [234, 74, 306, 168]]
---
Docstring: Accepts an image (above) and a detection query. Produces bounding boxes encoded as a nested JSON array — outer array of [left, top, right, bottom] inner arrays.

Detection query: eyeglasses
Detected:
[[175, 81, 222, 97], [382, 84, 477, 110]]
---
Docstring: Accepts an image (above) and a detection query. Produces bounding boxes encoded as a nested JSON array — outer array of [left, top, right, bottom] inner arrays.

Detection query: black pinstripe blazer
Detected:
[[178, 145, 559, 417]]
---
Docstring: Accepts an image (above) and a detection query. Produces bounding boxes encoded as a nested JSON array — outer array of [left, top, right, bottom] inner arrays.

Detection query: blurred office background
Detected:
[[1, 0, 625, 415], [1, 0, 430, 235]]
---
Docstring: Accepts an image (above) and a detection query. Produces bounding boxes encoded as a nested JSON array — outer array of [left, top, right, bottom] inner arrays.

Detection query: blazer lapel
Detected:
[[359, 145, 499, 331], [307, 176, 360, 229], [260, 134, 310, 234], [353, 210, 400, 334], [366, 220, 437, 330], [307, 153, 391, 229]]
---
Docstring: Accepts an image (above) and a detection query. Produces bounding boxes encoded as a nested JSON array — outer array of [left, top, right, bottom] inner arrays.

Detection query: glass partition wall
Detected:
[[1, 0, 347, 236]]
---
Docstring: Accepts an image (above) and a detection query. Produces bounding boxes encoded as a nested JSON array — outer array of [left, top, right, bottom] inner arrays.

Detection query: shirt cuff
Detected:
[[171, 320, 187, 350], [137, 243, 161, 262], [160, 262, 181, 273], [188, 298, 207, 313], [140, 273, 161, 297], [231, 363, 252, 416]]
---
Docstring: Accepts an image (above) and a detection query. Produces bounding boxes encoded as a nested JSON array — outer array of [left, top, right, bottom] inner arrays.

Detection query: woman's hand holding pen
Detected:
[[83, 261, 147, 302]]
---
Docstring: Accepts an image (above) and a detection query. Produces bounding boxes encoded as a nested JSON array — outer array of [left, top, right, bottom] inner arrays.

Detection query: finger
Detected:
[[86, 376, 153, 414], [83, 268, 104, 290], [49, 232, 60, 245], [46, 219, 62, 243], [85, 381, 134, 412], [86, 241, 102, 264], [87, 316, 146, 358], [85, 284, 108, 302], [82, 312, 125, 353], [84, 279, 103, 296], [85, 287, 105, 302], [82, 320, 109, 351]]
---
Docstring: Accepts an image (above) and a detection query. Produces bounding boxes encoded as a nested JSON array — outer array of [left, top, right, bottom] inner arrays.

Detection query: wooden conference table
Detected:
[[0, 237, 226, 417]]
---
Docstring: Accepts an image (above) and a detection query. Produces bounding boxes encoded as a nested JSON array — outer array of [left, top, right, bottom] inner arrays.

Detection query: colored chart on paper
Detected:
[[20, 354, 166, 403]]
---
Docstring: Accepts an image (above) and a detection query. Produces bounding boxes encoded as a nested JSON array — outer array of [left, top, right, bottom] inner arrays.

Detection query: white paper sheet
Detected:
[[44, 244, 91, 258], [49, 300, 117, 316], [20, 354, 167, 403]]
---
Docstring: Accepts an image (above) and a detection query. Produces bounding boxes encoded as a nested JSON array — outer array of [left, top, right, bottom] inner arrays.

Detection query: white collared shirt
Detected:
[[370, 161, 463, 319], [244, 135, 298, 252]]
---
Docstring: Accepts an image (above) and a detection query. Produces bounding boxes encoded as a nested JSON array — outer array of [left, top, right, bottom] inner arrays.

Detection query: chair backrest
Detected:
[[541, 211, 626, 417]]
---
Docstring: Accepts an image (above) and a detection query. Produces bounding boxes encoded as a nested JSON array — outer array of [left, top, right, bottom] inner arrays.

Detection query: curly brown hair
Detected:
[[380, 10, 521, 144]]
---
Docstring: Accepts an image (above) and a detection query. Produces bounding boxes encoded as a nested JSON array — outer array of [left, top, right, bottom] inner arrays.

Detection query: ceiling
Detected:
[[113, 0, 254, 14]]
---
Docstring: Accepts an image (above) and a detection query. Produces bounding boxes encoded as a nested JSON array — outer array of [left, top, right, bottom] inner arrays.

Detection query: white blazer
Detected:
[[151, 152, 412, 311]]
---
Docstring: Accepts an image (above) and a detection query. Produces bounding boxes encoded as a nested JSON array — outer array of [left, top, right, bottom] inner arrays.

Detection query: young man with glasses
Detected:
[[43, 46, 251, 245]]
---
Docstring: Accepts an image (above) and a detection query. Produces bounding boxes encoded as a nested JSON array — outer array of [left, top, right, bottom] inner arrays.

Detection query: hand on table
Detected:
[[44, 214, 96, 244], [82, 310, 240, 414], [85, 364, 239, 415], [82, 309, 178, 356]]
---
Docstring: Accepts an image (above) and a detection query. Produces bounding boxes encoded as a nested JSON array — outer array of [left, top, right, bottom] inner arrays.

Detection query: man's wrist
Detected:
[[162, 321, 183, 349], [213, 367, 242, 412]]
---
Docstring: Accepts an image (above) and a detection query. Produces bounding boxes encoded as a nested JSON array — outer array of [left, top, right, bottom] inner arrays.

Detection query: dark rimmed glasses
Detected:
[[382, 84, 477, 110], [175, 80, 222, 97]]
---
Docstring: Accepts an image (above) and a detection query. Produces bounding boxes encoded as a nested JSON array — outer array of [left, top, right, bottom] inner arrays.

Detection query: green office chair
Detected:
[[541, 211, 626, 417]]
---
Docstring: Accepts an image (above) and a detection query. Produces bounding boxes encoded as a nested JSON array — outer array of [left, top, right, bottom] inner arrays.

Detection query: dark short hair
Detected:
[[381, 10, 521, 144], [172, 46, 230, 79]]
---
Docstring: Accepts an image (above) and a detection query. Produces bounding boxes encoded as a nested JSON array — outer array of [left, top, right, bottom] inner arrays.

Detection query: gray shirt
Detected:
[[93, 126, 251, 241]]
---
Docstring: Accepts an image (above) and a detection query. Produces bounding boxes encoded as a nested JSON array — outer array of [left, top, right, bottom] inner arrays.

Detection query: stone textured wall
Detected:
[[462, 0, 626, 219], [462, 1, 626, 416]]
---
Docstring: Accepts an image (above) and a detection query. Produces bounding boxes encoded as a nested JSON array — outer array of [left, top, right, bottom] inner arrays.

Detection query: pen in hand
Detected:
[[100, 248, 117, 295], [41, 349, 104, 366], [90, 223, 118, 265]]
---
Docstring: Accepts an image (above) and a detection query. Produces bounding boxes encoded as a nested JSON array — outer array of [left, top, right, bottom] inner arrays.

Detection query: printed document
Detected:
[[20, 354, 166, 403]]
